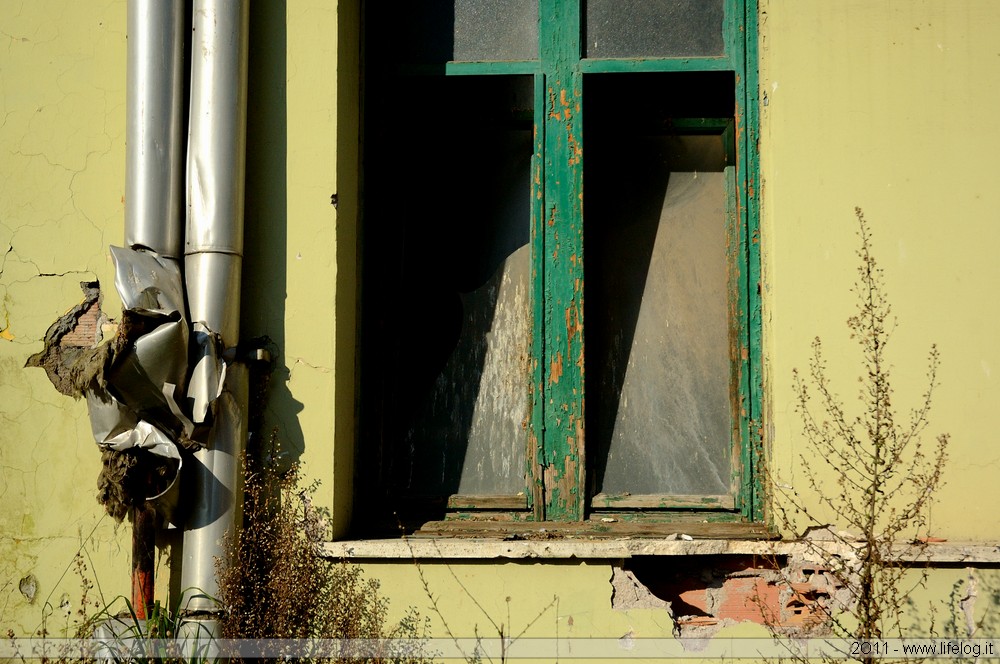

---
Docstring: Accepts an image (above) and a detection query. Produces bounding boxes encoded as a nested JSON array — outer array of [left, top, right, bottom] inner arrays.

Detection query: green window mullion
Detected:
[[578, 57, 733, 74], [539, 0, 586, 521], [728, 0, 761, 521], [725, 0, 743, 70], [743, 0, 764, 522]]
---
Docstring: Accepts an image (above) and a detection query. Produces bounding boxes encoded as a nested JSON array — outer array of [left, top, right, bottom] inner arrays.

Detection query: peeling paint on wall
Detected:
[[610, 566, 669, 611]]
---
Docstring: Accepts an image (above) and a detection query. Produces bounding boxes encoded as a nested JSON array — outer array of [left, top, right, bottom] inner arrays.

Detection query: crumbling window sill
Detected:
[[320, 538, 1000, 563]]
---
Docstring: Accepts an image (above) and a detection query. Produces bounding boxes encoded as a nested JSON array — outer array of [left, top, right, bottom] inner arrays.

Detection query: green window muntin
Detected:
[[359, 0, 762, 532]]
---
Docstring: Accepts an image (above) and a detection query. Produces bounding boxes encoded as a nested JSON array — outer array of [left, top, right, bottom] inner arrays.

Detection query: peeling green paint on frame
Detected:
[[539, 0, 586, 521]]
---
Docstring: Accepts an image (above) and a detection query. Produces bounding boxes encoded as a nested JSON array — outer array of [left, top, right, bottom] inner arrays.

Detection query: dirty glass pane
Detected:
[[364, 76, 534, 498], [585, 73, 734, 497], [391, 0, 539, 63], [584, 0, 725, 58], [454, 0, 538, 61]]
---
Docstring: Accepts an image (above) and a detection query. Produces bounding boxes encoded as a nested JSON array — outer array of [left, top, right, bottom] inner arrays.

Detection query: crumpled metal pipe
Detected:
[[125, 0, 186, 258]]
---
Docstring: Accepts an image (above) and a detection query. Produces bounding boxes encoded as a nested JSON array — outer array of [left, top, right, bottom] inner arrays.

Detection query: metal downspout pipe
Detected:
[[126, 0, 185, 259], [179, 0, 250, 634], [124, 0, 186, 620], [125, 0, 249, 634]]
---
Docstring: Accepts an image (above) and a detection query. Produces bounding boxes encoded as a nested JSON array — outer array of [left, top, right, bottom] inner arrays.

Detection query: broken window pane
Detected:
[[585, 73, 735, 497], [363, 75, 534, 498]]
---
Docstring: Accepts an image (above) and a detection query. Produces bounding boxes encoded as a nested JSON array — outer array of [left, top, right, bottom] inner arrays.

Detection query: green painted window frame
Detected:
[[359, 0, 762, 533]]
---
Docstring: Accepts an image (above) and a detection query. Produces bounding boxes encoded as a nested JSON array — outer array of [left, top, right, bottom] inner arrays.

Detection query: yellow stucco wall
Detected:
[[240, 0, 346, 531], [760, 0, 1000, 540], [2, 0, 999, 649], [0, 0, 137, 635]]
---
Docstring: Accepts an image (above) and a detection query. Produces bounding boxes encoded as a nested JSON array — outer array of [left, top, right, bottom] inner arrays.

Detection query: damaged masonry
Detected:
[[26, 247, 228, 524], [612, 553, 854, 640]]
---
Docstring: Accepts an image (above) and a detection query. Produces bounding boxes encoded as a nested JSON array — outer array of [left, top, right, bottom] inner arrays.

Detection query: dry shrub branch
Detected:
[[216, 444, 432, 663], [766, 208, 950, 662]]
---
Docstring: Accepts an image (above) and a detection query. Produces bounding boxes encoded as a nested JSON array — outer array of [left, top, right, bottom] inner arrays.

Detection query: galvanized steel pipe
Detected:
[[125, 0, 186, 258], [180, 0, 250, 620]]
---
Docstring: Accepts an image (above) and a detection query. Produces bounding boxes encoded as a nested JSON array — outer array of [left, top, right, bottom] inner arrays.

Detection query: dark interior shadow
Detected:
[[360, 2, 539, 523], [355, 0, 456, 528], [367, 74, 532, 505]]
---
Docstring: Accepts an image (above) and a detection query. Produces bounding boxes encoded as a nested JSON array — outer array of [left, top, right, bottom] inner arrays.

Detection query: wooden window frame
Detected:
[[358, 0, 763, 537]]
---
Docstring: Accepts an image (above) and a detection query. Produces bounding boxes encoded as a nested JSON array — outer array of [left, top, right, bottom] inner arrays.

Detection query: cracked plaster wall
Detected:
[[0, 0, 144, 635], [355, 562, 1000, 658]]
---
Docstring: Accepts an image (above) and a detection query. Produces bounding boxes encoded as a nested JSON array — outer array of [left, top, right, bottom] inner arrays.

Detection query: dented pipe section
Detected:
[[185, 0, 248, 266], [180, 364, 248, 616], [126, 0, 186, 259]]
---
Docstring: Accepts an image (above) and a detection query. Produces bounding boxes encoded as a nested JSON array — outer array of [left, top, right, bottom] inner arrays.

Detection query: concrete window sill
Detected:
[[320, 537, 1000, 563]]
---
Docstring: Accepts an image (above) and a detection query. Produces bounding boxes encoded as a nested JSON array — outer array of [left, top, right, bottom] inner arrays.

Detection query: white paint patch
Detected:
[[983, 359, 992, 379], [771, 81, 779, 93]]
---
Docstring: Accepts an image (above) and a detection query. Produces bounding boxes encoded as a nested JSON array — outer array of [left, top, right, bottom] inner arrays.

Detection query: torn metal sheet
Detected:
[[187, 322, 227, 424], [103, 419, 181, 461], [88, 247, 229, 496], [163, 383, 196, 439], [111, 246, 186, 315], [105, 318, 189, 422], [94, 246, 200, 462], [86, 386, 139, 445]]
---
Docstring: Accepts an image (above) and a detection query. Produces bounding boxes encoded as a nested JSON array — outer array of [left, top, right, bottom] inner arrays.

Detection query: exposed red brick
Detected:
[[715, 576, 780, 623], [59, 299, 101, 347]]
